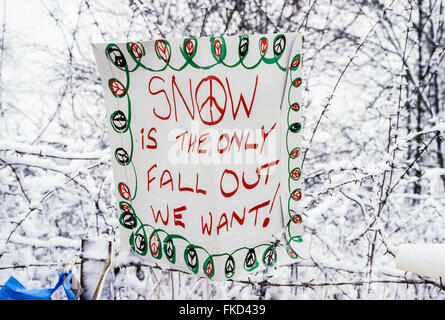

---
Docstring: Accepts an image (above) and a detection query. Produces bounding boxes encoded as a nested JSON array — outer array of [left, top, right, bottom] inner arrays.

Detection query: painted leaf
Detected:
[[292, 214, 302, 224], [290, 53, 301, 70], [291, 167, 301, 180], [290, 147, 301, 159], [260, 37, 268, 54], [203, 256, 215, 278], [291, 102, 300, 112], [185, 39, 195, 57], [108, 78, 126, 97], [292, 77, 302, 88], [130, 42, 144, 58], [155, 39, 170, 63], [291, 188, 302, 201]]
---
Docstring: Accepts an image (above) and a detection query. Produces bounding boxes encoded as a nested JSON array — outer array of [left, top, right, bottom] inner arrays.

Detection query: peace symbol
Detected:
[[109, 79, 126, 97], [225, 255, 235, 277], [287, 246, 297, 258], [291, 168, 301, 180], [273, 35, 286, 57], [120, 211, 136, 229], [244, 249, 257, 269], [289, 122, 301, 133], [150, 233, 160, 256], [107, 47, 126, 68], [130, 42, 143, 59], [118, 182, 131, 200], [135, 234, 146, 252], [214, 39, 222, 58], [259, 37, 268, 55], [291, 188, 302, 201], [291, 103, 300, 112], [195, 76, 227, 126], [115, 147, 130, 166], [119, 201, 134, 214], [291, 54, 301, 69], [289, 147, 301, 159], [263, 247, 276, 266], [292, 78, 302, 87], [186, 247, 198, 269], [239, 36, 249, 58], [111, 110, 128, 132], [165, 239, 174, 260], [205, 260, 213, 276], [292, 214, 302, 224]]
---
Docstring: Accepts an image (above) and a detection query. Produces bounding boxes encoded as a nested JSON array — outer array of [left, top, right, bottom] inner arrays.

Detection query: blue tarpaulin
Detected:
[[0, 270, 77, 300]]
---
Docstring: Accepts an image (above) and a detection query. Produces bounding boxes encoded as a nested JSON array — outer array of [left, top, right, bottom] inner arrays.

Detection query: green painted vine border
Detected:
[[105, 34, 304, 279]]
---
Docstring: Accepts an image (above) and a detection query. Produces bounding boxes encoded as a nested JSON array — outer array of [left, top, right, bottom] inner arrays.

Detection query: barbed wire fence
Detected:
[[0, 0, 445, 299]]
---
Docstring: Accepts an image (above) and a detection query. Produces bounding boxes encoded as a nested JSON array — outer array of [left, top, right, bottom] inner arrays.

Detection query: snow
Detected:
[[396, 244, 445, 278], [0, 0, 444, 300], [0, 140, 105, 160], [0, 234, 80, 249], [81, 238, 110, 260]]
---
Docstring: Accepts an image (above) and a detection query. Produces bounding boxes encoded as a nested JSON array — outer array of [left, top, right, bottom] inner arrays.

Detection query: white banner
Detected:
[[92, 32, 306, 280]]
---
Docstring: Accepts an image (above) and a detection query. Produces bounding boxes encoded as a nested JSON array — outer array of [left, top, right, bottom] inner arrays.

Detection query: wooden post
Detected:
[[80, 237, 114, 300]]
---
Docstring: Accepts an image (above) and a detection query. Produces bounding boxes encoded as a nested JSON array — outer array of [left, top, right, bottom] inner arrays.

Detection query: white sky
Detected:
[[3, 0, 62, 43]]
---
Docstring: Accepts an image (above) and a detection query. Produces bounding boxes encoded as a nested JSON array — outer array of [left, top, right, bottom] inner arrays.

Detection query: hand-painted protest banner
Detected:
[[92, 32, 306, 280]]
